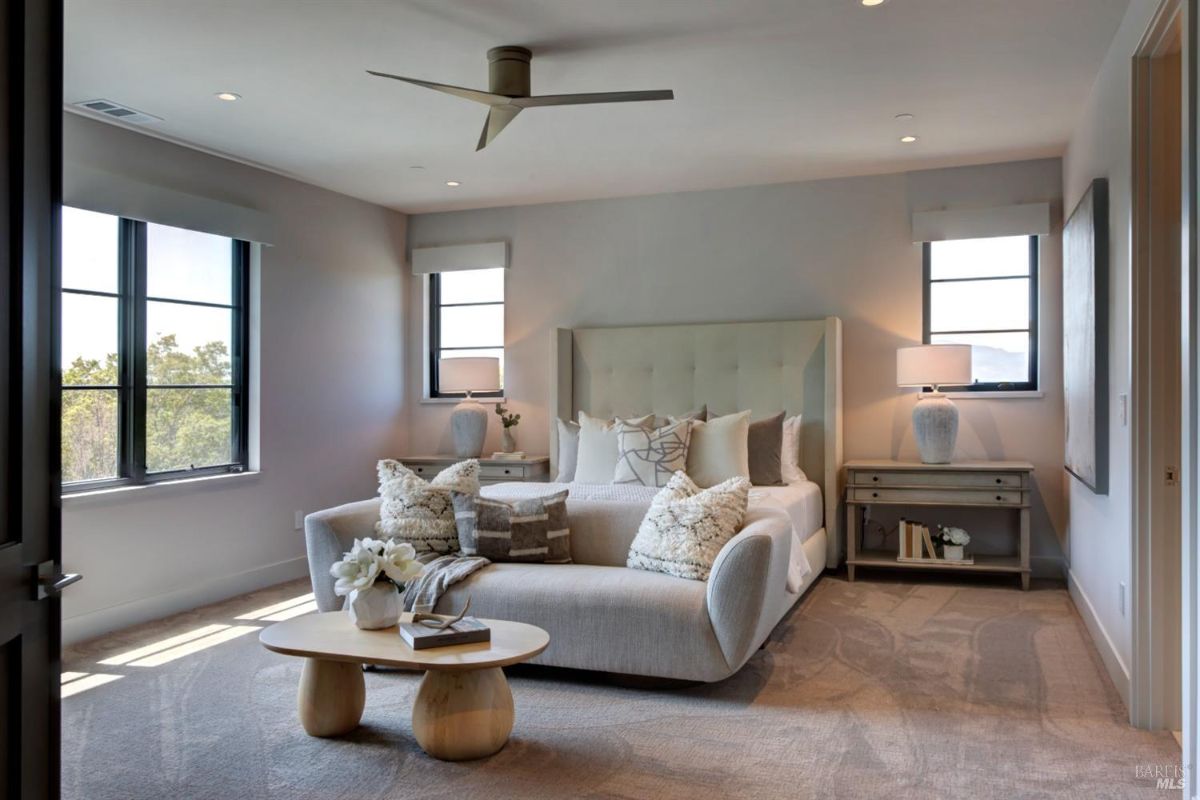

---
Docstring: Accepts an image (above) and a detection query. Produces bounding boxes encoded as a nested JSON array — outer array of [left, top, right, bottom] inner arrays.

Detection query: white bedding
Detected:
[[481, 480, 823, 593]]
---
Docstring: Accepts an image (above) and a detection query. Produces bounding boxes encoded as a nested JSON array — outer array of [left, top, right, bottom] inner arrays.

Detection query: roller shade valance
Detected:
[[411, 241, 508, 274], [912, 202, 1051, 243], [64, 163, 275, 244]]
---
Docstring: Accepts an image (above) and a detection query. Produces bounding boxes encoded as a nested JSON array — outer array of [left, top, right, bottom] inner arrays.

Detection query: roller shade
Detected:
[[411, 241, 508, 274], [912, 202, 1050, 243], [64, 163, 275, 244]]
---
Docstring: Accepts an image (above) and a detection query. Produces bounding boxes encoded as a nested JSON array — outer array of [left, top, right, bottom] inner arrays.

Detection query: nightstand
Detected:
[[844, 459, 1034, 590], [401, 455, 550, 486]]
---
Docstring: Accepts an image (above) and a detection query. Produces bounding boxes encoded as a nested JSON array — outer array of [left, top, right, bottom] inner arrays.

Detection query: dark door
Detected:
[[1, 1, 67, 798]]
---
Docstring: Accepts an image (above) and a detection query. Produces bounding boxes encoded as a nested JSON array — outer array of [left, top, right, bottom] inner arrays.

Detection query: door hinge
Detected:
[[1166, 466, 1180, 486]]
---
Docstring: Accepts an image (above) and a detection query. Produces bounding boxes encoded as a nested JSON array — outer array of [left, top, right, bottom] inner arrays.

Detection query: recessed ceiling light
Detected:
[[861, 0, 887, 6], [445, 180, 461, 187], [409, 165, 426, 172], [894, 113, 914, 122], [215, 92, 241, 101], [900, 135, 918, 143]]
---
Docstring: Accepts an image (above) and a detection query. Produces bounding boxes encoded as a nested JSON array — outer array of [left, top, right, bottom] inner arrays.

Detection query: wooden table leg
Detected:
[[1019, 506, 1031, 591], [412, 666, 514, 761], [298, 658, 365, 737], [845, 502, 857, 582]]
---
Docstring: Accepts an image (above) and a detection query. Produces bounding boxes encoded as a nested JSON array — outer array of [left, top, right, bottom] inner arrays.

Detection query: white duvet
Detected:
[[480, 480, 820, 592]]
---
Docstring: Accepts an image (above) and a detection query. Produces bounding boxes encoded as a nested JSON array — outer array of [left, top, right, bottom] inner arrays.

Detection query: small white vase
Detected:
[[347, 583, 401, 630], [943, 544, 965, 562], [501, 427, 517, 454]]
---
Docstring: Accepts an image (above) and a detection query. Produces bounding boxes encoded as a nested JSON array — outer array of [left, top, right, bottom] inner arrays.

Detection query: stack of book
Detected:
[[490, 451, 526, 461], [399, 617, 491, 650], [898, 519, 974, 564]]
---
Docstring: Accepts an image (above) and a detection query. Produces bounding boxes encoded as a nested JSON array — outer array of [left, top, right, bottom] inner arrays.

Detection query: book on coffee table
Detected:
[[399, 617, 491, 650]]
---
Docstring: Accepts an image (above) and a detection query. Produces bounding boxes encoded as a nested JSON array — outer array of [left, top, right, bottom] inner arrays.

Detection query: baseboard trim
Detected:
[[1067, 567, 1131, 709], [63, 555, 310, 646]]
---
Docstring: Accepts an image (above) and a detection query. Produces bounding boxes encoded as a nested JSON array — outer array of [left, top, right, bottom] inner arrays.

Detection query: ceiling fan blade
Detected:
[[513, 89, 674, 108], [366, 70, 505, 106], [477, 105, 522, 150]]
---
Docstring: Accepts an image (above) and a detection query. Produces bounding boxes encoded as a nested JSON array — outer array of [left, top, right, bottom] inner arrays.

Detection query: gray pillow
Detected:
[[706, 409, 785, 486], [555, 418, 580, 482], [451, 490, 571, 563]]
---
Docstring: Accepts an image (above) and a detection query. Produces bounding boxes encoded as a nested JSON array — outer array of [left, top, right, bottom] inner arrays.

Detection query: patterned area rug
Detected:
[[62, 575, 1178, 799]]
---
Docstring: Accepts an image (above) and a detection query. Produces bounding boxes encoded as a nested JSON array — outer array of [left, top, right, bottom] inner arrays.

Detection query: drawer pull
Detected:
[[996, 478, 1001, 484], [872, 476, 879, 482], [996, 495, 1002, 501], [504, 469, 511, 475], [872, 492, 879, 498]]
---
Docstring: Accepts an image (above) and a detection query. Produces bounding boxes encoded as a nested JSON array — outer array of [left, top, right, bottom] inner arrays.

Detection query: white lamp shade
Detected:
[[439, 356, 500, 393], [896, 345, 972, 388]]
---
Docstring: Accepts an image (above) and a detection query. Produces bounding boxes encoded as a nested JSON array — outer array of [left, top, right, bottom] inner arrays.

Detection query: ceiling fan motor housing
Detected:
[[487, 46, 532, 98]]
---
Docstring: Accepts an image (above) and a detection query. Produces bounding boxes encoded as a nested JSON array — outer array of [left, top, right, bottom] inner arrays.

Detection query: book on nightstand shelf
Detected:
[[896, 519, 973, 564], [490, 451, 526, 460], [399, 617, 491, 650]]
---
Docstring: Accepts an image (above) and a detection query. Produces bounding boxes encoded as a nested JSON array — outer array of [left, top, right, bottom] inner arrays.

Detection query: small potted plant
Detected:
[[329, 538, 423, 629], [937, 525, 971, 562], [495, 403, 521, 453]]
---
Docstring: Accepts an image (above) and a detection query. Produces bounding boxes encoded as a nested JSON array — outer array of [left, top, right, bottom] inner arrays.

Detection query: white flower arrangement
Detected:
[[329, 537, 423, 597], [937, 526, 971, 547]]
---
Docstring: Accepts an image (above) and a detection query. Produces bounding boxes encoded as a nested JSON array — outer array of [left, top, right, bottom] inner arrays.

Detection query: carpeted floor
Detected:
[[62, 574, 1179, 799]]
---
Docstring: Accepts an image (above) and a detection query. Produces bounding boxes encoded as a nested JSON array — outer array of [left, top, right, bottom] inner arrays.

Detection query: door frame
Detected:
[[1131, 0, 1187, 732]]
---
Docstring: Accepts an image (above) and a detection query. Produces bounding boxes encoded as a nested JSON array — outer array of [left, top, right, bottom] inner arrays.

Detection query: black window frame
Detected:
[[922, 235, 1039, 393], [427, 271, 505, 399], [61, 214, 251, 493]]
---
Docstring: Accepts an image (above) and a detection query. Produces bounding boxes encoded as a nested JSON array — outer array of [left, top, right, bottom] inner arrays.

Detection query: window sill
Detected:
[[62, 470, 261, 508], [940, 390, 1045, 400], [420, 396, 507, 405]]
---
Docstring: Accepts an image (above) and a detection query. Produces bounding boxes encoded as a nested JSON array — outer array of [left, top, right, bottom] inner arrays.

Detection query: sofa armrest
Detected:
[[304, 498, 381, 612], [705, 516, 790, 670]]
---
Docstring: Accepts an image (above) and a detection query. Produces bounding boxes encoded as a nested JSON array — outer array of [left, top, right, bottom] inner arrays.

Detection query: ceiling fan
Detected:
[[368, 46, 674, 151]]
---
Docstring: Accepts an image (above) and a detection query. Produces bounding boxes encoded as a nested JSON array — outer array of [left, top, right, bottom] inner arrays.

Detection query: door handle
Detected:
[[36, 560, 82, 600]]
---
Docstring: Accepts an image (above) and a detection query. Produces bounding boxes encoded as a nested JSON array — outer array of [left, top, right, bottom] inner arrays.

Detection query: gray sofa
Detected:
[[305, 493, 804, 683]]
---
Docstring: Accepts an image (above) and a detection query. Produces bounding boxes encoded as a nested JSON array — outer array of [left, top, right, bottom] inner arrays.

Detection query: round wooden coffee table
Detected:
[[260, 611, 549, 760]]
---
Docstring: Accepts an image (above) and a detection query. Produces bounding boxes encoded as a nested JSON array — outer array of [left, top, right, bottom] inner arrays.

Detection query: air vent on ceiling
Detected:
[[72, 99, 162, 125]]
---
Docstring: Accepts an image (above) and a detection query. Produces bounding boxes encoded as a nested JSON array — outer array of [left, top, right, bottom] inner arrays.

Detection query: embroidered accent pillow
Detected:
[[451, 490, 571, 563], [573, 411, 656, 484], [626, 471, 751, 581], [613, 420, 693, 487], [375, 459, 480, 555]]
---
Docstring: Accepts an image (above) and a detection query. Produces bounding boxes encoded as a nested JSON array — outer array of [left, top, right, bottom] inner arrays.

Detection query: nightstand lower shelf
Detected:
[[849, 549, 1028, 575]]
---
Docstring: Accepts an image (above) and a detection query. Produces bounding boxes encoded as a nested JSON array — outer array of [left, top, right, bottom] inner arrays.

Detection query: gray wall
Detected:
[[61, 114, 410, 643], [406, 157, 1067, 572], [1061, 0, 1165, 704]]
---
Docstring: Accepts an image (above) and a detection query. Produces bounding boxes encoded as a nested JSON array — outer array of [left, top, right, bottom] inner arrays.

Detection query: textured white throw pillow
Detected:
[[679, 410, 751, 488], [626, 471, 751, 581], [573, 411, 655, 484], [554, 418, 581, 482], [613, 420, 693, 487], [781, 414, 807, 483], [375, 459, 480, 554]]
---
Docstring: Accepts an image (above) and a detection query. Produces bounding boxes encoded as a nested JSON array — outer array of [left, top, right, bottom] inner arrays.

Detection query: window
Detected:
[[428, 267, 504, 397], [923, 235, 1038, 391], [61, 206, 250, 491]]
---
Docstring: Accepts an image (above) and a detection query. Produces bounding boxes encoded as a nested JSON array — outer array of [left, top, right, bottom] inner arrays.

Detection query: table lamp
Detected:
[[896, 345, 972, 464], [439, 356, 501, 458]]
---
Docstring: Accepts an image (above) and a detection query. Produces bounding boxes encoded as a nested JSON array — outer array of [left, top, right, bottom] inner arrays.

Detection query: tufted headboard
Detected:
[[549, 317, 843, 568]]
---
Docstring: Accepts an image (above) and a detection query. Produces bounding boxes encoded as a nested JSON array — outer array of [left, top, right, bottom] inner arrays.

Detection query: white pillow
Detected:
[[573, 411, 655, 484], [781, 414, 807, 483], [554, 418, 580, 482], [626, 471, 751, 581], [613, 419, 693, 487], [375, 459, 480, 554], [678, 410, 751, 488]]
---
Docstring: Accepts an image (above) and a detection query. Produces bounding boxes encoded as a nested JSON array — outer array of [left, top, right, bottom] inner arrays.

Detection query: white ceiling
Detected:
[[65, 0, 1129, 214]]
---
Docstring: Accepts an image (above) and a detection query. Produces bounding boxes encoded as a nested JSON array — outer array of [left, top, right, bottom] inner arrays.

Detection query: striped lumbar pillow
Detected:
[[451, 490, 571, 563]]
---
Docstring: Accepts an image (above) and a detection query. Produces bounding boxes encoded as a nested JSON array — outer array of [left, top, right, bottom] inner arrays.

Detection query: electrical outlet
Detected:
[[1119, 393, 1128, 426], [1119, 581, 1127, 617], [294, 510, 304, 531]]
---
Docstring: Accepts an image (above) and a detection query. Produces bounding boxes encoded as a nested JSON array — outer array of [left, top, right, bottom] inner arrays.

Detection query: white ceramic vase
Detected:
[[347, 582, 402, 630], [501, 427, 517, 453], [912, 392, 959, 464], [451, 397, 488, 458], [943, 544, 965, 562]]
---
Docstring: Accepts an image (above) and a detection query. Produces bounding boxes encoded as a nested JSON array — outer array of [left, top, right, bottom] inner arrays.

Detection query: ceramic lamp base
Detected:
[[451, 398, 489, 458], [912, 392, 959, 464]]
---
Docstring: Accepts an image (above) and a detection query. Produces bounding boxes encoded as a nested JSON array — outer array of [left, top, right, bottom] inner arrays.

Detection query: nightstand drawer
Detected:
[[848, 487, 1024, 506], [480, 464, 528, 480], [851, 470, 1024, 489]]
